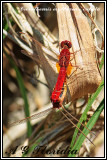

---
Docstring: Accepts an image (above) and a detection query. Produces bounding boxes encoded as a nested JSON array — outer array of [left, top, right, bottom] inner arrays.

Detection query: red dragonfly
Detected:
[[50, 40, 96, 145], [9, 34, 98, 145], [51, 40, 73, 108]]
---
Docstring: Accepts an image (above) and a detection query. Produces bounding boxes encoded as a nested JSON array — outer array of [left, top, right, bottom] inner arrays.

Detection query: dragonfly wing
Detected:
[[9, 107, 53, 127]]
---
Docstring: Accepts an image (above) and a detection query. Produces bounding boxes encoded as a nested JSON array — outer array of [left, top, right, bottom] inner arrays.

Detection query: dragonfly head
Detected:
[[60, 40, 72, 49]]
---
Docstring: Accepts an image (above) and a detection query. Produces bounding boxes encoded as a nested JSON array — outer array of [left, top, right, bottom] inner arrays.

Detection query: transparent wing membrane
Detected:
[[9, 108, 53, 127]]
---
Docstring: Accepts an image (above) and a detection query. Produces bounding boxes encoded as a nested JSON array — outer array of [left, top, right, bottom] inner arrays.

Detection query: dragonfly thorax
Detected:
[[59, 49, 70, 67]]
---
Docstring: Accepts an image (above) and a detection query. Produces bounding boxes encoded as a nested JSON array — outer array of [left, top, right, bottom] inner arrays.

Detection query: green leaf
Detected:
[[69, 80, 104, 155], [3, 16, 14, 39], [4, 51, 32, 137], [68, 98, 104, 157], [99, 53, 104, 70], [22, 137, 43, 157]]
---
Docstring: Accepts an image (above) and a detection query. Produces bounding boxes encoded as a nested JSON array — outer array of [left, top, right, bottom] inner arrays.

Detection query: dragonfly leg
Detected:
[[67, 68, 78, 79], [70, 52, 75, 61], [67, 64, 83, 84], [70, 61, 83, 70], [70, 57, 75, 62]]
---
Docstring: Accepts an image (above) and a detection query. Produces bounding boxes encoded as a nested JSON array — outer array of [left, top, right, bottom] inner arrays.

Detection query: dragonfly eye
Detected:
[[60, 41, 72, 49], [60, 41, 65, 48], [66, 41, 72, 48]]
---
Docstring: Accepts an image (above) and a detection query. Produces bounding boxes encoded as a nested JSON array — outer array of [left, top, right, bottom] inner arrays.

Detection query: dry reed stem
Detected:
[[16, 3, 58, 48], [56, 3, 102, 101]]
